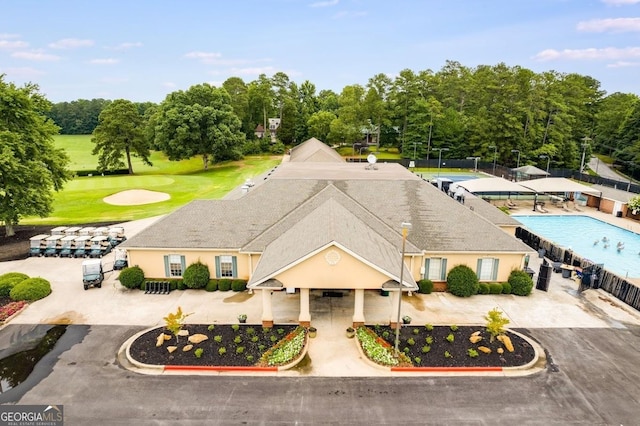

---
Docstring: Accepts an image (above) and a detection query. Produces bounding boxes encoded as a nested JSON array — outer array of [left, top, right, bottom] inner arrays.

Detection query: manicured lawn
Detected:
[[23, 136, 282, 225]]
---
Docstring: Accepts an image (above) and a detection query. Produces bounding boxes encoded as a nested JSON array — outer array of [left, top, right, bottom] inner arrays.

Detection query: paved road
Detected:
[[588, 156, 627, 182], [1, 323, 640, 425]]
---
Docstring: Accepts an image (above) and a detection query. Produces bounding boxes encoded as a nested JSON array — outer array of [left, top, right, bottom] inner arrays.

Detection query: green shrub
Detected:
[[118, 266, 145, 290], [176, 280, 186, 290], [417, 279, 433, 294], [421, 345, 431, 353], [0, 273, 29, 297], [489, 283, 503, 294], [445, 333, 455, 343], [509, 270, 534, 296], [194, 348, 203, 358], [182, 261, 210, 289], [446, 264, 479, 297], [478, 283, 490, 294], [214, 335, 222, 343], [502, 282, 512, 294], [231, 279, 247, 292], [468, 348, 479, 358], [205, 279, 218, 292], [10, 277, 51, 301], [218, 279, 232, 291]]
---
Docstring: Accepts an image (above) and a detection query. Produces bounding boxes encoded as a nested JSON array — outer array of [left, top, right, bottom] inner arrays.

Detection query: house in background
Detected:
[[120, 138, 533, 328], [254, 118, 281, 143]]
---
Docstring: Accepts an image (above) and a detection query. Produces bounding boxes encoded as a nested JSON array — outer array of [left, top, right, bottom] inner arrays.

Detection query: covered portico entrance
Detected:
[[248, 243, 417, 328]]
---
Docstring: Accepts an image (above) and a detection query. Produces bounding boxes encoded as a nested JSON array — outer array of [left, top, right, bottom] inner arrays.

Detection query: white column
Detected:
[[261, 289, 273, 327], [353, 289, 365, 326], [299, 287, 311, 326]]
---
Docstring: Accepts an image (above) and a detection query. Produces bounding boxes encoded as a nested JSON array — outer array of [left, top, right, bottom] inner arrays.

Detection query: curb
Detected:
[[355, 327, 546, 376], [121, 325, 309, 375]]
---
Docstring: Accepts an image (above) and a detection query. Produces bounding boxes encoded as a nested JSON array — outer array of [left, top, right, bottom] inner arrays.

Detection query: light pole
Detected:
[[539, 155, 550, 173], [394, 221, 412, 357], [434, 148, 449, 178], [413, 141, 420, 161], [466, 156, 480, 175], [488, 145, 497, 176], [511, 149, 520, 169]]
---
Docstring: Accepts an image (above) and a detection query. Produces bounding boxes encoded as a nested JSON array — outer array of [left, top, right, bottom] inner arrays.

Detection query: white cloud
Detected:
[[162, 82, 177, 89], [108, 42, 143, 50], [90, 58, 119, 65], [184, 51, 222, 63], [48, 38, 94, 49], [602, 0, 640, 4], [0, 67, 45, 78], [0, 39, 28, 49], [607, 60, 640, 67], [11, 50, 60, 61], [230, 66, 277, 76], [577, 18, 640, 32], [310, 0, 338, 7], [533, 47, 640, 61]]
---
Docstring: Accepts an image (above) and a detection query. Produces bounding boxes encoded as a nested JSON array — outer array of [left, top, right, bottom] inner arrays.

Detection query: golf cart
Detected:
[[108, 226, 126, 247], [113, 249, 128, 270], [43, 234, 64, 257], [93, 226, 110, 236], [89, 235, 111, 258], [50, 226, 68, 235], [82, 258, 103, 290], [29, 234, 49, 257], [57, 235, 77, 257], [77, 226, 96, 236], [72, 235, 92, 258], [63, 226, 81, 236]]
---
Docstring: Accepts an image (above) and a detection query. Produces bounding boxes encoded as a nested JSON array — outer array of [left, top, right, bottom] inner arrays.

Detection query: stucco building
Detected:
[[121, 138, 532, 327]]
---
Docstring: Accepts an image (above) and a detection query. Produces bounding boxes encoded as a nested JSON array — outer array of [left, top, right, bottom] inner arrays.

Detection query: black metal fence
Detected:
[[516, 227, 640, 312]]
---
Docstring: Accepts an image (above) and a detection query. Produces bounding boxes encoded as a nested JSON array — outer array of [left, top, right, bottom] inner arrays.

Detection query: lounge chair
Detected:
[[561, 202, 571, 212], [535, 203, 549, 213], [506, 199, 517, 207]]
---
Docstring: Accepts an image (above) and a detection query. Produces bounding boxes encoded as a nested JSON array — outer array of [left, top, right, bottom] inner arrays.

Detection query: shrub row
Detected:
[[0, 272, 51, 302], [445, 265, 533, 297], [118, 266, 247, 292]]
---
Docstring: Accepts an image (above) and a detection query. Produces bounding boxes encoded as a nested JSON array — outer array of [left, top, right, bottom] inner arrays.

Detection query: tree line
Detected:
[[3, 61, 640, 234]]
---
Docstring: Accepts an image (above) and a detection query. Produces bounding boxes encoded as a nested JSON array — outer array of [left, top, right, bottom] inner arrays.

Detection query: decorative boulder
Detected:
[[188, 334, 209, 344], [182, 344, 193, 352], [167, 346, 177, 353]]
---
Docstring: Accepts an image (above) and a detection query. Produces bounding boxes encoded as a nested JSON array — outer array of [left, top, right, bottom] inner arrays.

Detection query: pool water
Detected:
[[514, 215, 640, 278]]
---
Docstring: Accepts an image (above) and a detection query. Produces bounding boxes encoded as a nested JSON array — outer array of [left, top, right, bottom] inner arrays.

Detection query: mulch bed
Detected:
[[372, 325, 536, 368], [129, 324, 298, 367]]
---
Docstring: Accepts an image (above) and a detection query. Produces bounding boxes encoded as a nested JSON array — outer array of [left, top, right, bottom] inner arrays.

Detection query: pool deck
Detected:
[[509, 200, 640, 285]]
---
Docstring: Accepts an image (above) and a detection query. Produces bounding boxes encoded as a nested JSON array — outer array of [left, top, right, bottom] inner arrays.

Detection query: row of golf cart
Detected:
[[29, 226, 127, 258]]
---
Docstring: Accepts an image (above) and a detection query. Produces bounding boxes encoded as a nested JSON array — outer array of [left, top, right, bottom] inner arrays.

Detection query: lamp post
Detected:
[[413, 141, 420, 161], [488, 145, 497, 176], [539, 155, 550, 173], [395, 222, 412, 357], [466, 156, 481, 175], [511, 149, 521, 169], [434, 148, 449, 178]]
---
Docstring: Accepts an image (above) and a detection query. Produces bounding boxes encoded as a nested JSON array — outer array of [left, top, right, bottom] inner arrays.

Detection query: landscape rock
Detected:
[[182, 344, 193, 352], [167, 346, 177, 353], [178, 330, 189, 337], [188, 334, 209, 344]]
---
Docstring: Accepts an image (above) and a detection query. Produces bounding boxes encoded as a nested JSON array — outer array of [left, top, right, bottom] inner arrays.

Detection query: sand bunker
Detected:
[[103, 189, 170, 206]]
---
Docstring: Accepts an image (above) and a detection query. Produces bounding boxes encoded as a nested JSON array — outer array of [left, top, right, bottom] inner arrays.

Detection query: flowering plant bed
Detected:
[[358, 324, 536, 368], [0, 299, 27, 323], [128, 324, 305, 367]]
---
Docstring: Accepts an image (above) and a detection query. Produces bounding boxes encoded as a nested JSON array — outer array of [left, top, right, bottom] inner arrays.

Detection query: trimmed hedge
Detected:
[[183, 261, 210, 289], [509, 270, 534, 296], [417, 279, 433, 294], [118, 266, 145, 290], [446, 265, 479, 297], [218, 279, 232, 292], [0, 273, 30, 297], [10, 277, 51, 301], [478, 283, 490, 294], [502, 282, 512, 294], [489, 283, 503, 294], [231, 279, 247, 292], [206, 279, 218, 292]]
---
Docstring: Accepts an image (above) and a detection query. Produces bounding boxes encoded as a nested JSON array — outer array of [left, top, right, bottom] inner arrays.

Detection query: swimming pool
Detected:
[[514, 215, 640, 279]]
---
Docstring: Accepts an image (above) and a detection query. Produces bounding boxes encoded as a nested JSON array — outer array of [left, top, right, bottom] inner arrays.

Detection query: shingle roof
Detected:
[[289, 138, 345, 163], [248, 198, 416, 288]]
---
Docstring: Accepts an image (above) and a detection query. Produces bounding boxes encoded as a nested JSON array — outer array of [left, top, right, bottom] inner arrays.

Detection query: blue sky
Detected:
[[1, 0, 639, 103]]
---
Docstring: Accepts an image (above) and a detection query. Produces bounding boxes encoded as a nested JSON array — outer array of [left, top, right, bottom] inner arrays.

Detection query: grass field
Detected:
[[22, 135, 281, 225]]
